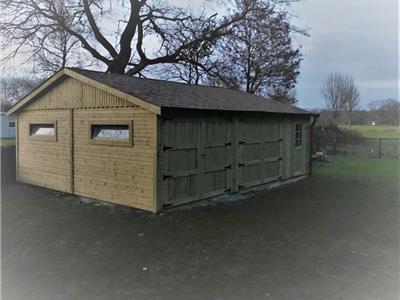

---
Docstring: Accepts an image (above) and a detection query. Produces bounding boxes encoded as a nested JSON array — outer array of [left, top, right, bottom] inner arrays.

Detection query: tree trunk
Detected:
[[108, 62, 126, 74], [348, 110, 352, 127]]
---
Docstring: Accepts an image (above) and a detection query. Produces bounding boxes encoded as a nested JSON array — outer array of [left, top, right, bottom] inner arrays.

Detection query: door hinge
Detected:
[[224, 165, 231, 169], [224, 188, 231, 193], [163, 174, 173, 180], [225, 142, 232, 146], [163, 202, 173, 209], [238, 163, 245, 167], [163, 146, 174, 151], [279, 138, 283, 142], [278, 157, 283, 161], [238, 141, 245, 145], [238, 185, 244, 190]]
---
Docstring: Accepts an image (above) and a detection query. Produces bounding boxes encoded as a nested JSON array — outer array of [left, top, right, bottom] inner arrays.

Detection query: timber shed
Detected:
[[7, 68, 318, 213]]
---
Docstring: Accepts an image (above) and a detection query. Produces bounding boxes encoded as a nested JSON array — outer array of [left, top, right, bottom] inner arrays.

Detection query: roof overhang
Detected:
[[6, 68, 161, 116]]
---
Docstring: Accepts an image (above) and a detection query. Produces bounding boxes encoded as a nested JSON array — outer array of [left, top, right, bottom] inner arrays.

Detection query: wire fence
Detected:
[[315, 138, 400, 159]]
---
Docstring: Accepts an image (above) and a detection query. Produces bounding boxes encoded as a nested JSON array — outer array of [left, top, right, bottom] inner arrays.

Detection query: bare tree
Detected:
[[151, 18, 220, 84], [0, 77, 42, 111], [0, 0, 254, 75], [321, 73, 359, 125], [342, 76, 360, 126], [32, 30, 98, 75]]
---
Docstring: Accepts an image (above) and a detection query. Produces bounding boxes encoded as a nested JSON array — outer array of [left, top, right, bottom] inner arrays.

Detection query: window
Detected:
[[30, 123, 55, 136], [89, 121, 132, 146], [8, 121, 15, 128], [91, 124, 129, 139], [295, 124, 302, 147]]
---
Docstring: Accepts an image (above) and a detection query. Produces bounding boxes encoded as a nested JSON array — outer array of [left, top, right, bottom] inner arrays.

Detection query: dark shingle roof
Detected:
[[70, 68, 315, 115]]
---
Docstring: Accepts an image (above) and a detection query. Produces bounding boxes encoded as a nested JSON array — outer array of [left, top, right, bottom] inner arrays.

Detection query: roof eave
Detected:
[[6, 68, 161, 116], [6, 69, 66, 116], [65, 69, 161, 115]]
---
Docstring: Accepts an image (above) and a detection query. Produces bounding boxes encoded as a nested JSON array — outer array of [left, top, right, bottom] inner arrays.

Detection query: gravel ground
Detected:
[[2, 147, 399, 300]]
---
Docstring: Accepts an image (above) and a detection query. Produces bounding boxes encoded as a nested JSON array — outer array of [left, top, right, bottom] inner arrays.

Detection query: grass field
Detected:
[[313, 155, 399, 181], [340, 125, 400, 139]]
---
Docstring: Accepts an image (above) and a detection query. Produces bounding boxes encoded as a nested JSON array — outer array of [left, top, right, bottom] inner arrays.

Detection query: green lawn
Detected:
[[340, 125, 400, 139], [313, 155, 399, 182]]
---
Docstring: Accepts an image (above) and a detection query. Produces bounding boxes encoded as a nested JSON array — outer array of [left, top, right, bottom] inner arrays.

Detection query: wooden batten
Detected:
[[7, 68, 161, 116], [6, 70, 65, 116], [70, 109, 74, 194], [15, 115, 19, 182], [65, 69, 161, 115]]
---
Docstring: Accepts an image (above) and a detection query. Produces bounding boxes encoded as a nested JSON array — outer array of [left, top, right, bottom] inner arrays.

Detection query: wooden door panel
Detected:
[[163, 117, 232, 205], [167, 174, 199, 203], [238, 118, 282, 188], [164, 119, 201, 204], [201, 118, 231, 197]]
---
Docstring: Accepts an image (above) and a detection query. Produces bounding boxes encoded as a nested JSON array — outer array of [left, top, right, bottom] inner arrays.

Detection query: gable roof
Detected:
[[7, 68, 316, 116]]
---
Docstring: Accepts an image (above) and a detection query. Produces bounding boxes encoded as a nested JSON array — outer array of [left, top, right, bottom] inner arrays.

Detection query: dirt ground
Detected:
[[2, 147, 399, 300]]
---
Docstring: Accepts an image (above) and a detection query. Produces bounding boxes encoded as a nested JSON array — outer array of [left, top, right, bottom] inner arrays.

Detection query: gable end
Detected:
[[7, 69, 161, 116]]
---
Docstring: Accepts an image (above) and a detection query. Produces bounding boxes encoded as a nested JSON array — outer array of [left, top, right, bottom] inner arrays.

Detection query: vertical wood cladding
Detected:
[[18, 78, 157, 212]]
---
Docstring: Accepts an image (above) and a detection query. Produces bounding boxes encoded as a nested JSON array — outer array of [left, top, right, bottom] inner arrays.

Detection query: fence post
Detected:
[[378, 138, 382, 159]]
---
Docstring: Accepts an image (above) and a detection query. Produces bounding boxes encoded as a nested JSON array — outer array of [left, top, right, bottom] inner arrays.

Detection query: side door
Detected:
[[292, 121, 308, 176]]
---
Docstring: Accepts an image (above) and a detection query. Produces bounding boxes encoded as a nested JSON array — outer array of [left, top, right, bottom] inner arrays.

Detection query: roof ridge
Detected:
[[68, 67, 273, 98]]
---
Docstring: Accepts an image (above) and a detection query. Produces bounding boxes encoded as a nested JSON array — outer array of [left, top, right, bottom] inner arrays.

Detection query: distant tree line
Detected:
[[318, 72, 398, 126], [314, 98, 400, 126]]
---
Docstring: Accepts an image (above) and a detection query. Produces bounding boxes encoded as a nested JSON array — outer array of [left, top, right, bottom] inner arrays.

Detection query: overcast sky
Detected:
[[291, 0, 399, 109]]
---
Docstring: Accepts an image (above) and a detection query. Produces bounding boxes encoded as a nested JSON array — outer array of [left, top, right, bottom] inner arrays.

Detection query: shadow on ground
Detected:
[[2, 148, 399, 300]]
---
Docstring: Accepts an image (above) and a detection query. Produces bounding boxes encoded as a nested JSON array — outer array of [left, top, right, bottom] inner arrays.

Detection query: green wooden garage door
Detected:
[[163, 117, 231, 205], [237, 118, 282, 189], [201, 118, 232, 198]]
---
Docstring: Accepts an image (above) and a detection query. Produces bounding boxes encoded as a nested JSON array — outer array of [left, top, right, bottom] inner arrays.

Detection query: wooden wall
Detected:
[[157, 109, 311, 209], [73, 108, 157, 211], [18, 110, 71, 192], [17, 77, 158, 212]]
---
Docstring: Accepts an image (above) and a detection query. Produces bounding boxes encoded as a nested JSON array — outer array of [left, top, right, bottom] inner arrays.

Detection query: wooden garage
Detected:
[[7, 68, 318, 212]]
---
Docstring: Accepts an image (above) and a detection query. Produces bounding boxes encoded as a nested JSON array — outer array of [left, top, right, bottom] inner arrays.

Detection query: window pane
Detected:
[[295, 124, 302, 146], [9, 122, 15, 128], [91, 124, 129, 139], [30, 124, 55, 136]]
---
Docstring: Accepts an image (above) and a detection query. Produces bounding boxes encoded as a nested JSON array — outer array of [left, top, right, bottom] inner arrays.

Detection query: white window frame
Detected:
[[88, 120, 133, 146], [294, 123, 303, 148], [29, 121, 57, 142]]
